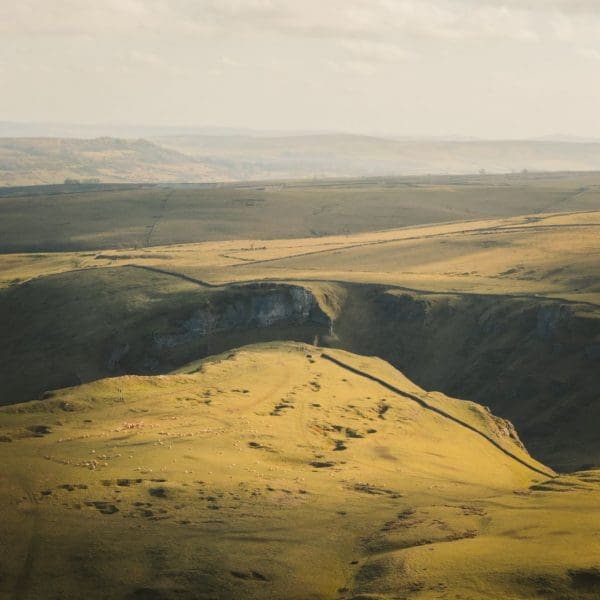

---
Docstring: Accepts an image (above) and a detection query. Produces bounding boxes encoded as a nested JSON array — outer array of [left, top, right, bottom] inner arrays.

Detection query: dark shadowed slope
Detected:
[[2, 171, 600, 252]]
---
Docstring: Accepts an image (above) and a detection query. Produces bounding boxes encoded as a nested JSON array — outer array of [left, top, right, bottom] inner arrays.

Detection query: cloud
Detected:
[[0, 0, 153, 35], [460, 0, 600, 14], [130, 49, 167, 69], [195, 1, 541, 43], [577, 47, 600, 62], [339, 40, 410, 64], [0, 0, 599, 48], [218, 55, 245, 68], [326, 58, 377, 76]]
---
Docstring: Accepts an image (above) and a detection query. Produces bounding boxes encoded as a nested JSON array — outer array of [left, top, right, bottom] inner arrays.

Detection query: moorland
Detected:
[[1, 172, 599, 599]]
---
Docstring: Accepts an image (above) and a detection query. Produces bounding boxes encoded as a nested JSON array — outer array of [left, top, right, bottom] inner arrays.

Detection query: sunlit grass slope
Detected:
[[3, 210, 595, 304], [1, 343, 598, 599]]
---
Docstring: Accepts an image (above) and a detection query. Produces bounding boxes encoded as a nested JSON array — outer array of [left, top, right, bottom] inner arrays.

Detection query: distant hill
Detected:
[[0, 137, 231, 186], [3, 134, 600, 185], [153, 134, 600, 179]]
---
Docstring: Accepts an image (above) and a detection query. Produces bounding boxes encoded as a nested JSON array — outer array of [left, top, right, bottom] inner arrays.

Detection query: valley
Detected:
[[0, 174, 599, 599]]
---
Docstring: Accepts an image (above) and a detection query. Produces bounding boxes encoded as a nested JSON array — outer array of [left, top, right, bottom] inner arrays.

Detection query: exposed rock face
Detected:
[[153, 284, 330, 350], [107, 344, 130, 371], [486, 407, 526, 451], [536, 303, 573, 339]]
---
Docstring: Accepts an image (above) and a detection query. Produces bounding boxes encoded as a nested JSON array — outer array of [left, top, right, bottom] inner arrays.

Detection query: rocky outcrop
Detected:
[[153, 284, 330, 351], [536, 303, 573, 339], [107, 343, 130, 371]]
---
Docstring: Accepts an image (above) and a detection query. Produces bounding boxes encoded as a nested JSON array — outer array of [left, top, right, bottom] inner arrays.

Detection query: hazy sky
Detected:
[[2, 1, 600, 138]]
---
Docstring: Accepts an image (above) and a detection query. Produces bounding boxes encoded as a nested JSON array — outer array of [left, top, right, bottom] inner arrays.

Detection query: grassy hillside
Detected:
[[0, 137, 230, 186], [0, 267, 330, 406], [0, 210, 598, 469], [8, 209, 587, 302], [1, 172, 600, 252], [207, 210, 599, 303], [330, 287, 600, 471], [3, 343, 598, 600], [0, 172, 598, 599]]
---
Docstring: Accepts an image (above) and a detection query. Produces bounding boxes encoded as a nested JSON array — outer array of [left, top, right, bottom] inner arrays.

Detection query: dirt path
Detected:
[[143, 191, 171, 247]]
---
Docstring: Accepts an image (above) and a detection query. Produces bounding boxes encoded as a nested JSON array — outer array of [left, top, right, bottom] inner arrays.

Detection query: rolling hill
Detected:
[[3, 133, 600, 186], [1, 205, 599, 471], [153, 133, 600, 180], [0, 137, 230, 186], [0, 175, 598, 599], [3, 343, 598, 600]]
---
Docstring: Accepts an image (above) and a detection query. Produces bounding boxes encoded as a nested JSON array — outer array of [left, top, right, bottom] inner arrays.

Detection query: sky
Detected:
[[1, 0, 600, 138]]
